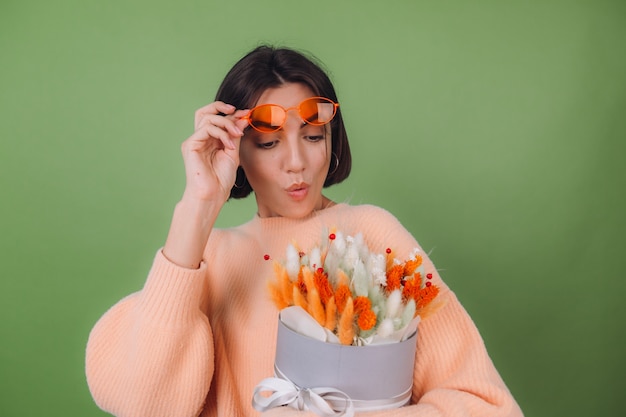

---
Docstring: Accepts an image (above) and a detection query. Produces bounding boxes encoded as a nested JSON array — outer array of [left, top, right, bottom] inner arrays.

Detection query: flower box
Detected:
[[273, 317, 416, 412]]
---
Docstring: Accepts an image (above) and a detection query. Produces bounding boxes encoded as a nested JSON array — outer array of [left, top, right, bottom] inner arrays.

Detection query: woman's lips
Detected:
[[286, 183, 309, 200]]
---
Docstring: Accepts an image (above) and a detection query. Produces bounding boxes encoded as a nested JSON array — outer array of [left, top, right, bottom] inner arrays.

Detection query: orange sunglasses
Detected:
[[241, 97, 339, 133]]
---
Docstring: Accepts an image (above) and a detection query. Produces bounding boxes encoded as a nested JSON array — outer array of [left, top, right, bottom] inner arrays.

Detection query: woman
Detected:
[[86, 46, 523, 417]]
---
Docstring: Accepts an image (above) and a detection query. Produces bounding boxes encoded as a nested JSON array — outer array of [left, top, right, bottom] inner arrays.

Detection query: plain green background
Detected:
[[1, 0, 624, 416]]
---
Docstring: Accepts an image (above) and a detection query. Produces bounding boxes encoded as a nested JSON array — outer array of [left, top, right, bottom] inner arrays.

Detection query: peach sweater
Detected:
[[86, 203, 523, 417]]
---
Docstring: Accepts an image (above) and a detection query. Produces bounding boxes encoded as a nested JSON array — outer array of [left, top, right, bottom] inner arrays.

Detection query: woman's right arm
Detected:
[[85, 102, 249, 417], [163, 101, 250, 269]]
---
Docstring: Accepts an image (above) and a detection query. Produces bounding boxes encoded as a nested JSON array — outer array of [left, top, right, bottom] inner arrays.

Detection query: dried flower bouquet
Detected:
[[267, 229, 440, 346]]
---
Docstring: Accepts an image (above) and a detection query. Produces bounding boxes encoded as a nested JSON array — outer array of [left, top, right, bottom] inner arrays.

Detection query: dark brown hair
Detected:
[[215, 45, 351, 199]]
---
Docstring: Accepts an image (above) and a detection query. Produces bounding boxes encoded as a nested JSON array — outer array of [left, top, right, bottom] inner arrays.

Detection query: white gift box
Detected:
[[256, 317, 417, 415]]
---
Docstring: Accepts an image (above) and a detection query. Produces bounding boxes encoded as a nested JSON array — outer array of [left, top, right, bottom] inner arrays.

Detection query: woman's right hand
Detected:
[[163, 102, 250, 269], [180, 101, 250, 204]]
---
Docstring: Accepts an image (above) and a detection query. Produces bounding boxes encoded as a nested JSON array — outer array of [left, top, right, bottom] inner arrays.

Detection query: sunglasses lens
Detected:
[[300, 98, 337, 125], [249, 105, 285, 132], [247, 98, 337, 132]]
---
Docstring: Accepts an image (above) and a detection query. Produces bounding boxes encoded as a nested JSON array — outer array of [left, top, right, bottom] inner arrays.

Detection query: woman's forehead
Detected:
[[254, 83, 315, 107]]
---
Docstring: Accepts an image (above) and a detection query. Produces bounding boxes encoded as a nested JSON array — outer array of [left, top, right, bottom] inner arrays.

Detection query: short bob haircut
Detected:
[[215, 45, 352, 199]]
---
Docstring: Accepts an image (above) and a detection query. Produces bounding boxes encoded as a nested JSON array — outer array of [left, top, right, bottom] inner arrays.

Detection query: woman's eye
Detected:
[[305, 135, 325, 142], [257, 141, 277, 149]]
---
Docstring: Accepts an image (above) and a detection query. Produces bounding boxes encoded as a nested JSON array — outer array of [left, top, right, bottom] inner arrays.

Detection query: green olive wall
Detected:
[[1, 1, 624, 416]]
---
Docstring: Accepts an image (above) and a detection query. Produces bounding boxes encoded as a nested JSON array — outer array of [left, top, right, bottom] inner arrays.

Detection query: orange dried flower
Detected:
[[337, 269, 350, 286], [325, 296, 337, 332], [353, 296, 372, 315], [403, 255, 423, 277], [338, 297, 355, 345], [303, 268, 326, 326], [334, 284, 351, 314], [401, 274, 421, 302], [314, 268, 333, 305], [273, 262, 293, 306], [385, 264, 403, 293], [308, 289, 325, 326], [416, 284, 440, 310], [334, 269, 352, 314], [296, 267, 307, 295], [292, 283, 309, 312], [357, 309, 377, 331], [268, 281, 288, 310], [413, 271, 423, 287]]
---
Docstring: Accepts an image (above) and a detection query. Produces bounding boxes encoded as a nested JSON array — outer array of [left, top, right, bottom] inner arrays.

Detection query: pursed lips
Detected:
[[286, 183, 309, 199]]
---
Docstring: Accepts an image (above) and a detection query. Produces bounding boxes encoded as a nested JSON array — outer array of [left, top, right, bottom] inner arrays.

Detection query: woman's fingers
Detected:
[[184, 123, 235, 153], [196, 113, 243, 143], [184, 101, 251, 163], [177, 103, 251, 202], [233, 109, 250, 132], [193, 102, 249, 147], [186, 113, 242, 151], [194, 101, 235, 127]]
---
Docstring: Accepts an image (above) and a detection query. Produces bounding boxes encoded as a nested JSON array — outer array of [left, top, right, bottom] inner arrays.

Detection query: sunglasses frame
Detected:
[[242, 96, 339, 133]]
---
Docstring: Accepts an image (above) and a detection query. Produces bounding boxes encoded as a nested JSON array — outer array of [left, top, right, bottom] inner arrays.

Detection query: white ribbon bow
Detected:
[[252, 377, 355, 417]]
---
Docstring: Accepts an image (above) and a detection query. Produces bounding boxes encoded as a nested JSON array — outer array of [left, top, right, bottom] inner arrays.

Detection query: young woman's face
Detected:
[[239, 83, 332, 218]]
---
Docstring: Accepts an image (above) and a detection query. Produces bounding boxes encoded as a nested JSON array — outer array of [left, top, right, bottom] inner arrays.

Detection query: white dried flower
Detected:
[[400, 299, 416, 328], [385, 289, 403, 319], [285, 243, 301, 279], [352, 260, 369, 296], [344, 243, 360, 272], [309, 247, 321, 270], [332, 231, 347, 256], [377, 318, 394, 338], [368, 253, 387, 286]]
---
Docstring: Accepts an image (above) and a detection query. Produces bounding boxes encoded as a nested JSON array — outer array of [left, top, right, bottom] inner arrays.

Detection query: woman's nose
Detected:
[[284, 140, 306, 172], [281, 117, 307, 172]]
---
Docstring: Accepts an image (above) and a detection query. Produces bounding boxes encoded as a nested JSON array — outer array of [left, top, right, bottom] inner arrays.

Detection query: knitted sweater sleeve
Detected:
[[85, 250, 213, 417]]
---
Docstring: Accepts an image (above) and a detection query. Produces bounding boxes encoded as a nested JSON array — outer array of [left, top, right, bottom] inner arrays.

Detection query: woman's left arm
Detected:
[[404, 286, 524, 416]]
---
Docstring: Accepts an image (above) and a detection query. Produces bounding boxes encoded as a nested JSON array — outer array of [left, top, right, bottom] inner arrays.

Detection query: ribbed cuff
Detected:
[[137, 249, 208, 325]]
